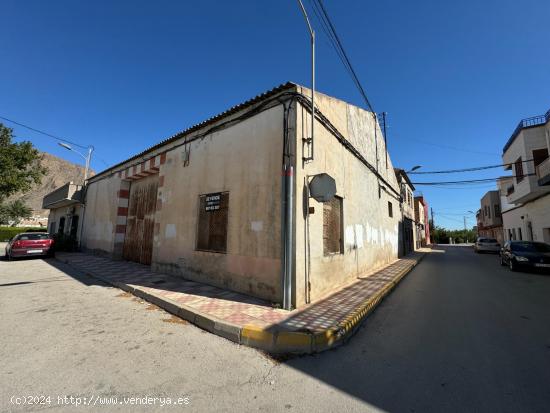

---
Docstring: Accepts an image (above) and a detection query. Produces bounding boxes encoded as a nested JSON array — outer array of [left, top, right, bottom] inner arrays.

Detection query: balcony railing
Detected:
[[503, 108, 550, 153], [537, 157, 550, 186]]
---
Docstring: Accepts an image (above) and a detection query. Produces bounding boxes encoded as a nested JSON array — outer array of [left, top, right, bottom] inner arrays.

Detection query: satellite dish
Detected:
[[309, 173, 336, 202]]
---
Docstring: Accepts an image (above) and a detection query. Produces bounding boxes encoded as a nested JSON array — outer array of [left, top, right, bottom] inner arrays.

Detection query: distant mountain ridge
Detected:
[[8, 152, 94, 217]]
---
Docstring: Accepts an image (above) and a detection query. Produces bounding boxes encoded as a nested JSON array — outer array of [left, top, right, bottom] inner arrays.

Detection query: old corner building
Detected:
[[45, 82, 408, 309]]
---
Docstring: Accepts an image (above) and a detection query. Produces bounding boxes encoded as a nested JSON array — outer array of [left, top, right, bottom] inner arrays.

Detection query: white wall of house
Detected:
[[502, 194, 550, 243]]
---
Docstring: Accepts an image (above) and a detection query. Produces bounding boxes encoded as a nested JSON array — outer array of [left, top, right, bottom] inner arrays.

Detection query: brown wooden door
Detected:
[[123, 174, 158, 265]]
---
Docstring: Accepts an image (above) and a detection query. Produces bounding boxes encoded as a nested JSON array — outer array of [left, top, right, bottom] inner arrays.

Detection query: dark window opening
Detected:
[[58, 217, 65, 235], [388, 201, 393, 218], [533, 148, 549, 167], [196, 192, 229, 253], [323, 196, 343, 255]]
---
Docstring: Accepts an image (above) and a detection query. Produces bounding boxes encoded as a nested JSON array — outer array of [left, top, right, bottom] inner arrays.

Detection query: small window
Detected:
[[494, 204, 500, 217], [388, 201, 393, 218], [533, 148, 549, 167], [323, 196, 343, 255], [515, 157, 524, 183], [196, 192, 229, 253], [518, 227, 522, 241]]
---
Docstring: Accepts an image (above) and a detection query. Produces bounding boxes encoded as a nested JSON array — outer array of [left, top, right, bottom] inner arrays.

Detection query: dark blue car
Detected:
[[500, 241, 550, 272]]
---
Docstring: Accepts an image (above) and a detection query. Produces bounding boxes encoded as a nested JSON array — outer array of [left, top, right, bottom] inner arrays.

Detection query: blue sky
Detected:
[[2, 0, 549, 229]]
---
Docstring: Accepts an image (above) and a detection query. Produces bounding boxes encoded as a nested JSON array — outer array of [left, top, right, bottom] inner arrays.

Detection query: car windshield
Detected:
[[17, 233, 51, 240], [511, 242, 550, 253], [478, 238, 497, 243]]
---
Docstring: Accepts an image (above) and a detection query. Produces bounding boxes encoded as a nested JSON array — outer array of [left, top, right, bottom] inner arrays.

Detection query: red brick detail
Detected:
[[115, 225, 126, 234], [118, 189, 130, 199], [117, 207, 128, 216], [158, 175, 164, 187], [156, 199, 162, 211], [160, 152, 166, 165]]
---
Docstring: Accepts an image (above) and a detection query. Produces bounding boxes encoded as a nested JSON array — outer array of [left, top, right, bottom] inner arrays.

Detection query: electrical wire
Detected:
[[308, 0, 375, 113], [0, 115, 89, 149], [412, 173, 535, 186], [409, 159, 535, 174]]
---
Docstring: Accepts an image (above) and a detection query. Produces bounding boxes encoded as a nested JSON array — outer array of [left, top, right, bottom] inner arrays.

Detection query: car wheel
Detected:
[[509, 259, 517, 272]]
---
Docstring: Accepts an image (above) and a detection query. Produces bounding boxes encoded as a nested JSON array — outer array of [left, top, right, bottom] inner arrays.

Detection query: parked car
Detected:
[[474, 237, 500, 253], [500, 241, 550, 272], [4, 232, 55, 260]]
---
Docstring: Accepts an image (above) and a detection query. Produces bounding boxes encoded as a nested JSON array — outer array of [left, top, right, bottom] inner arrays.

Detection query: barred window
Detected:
[[515, 157, 524, 183], [196, 192, 229, 253], [323, 196, 343, 255]]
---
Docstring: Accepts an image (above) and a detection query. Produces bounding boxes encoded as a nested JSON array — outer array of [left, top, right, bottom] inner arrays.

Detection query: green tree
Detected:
[[0, 199, 32, 226], [0, 123, 46, 201]]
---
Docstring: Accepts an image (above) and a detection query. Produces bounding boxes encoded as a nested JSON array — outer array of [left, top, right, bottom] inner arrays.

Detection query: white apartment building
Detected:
[[500, 108, 550, 243]]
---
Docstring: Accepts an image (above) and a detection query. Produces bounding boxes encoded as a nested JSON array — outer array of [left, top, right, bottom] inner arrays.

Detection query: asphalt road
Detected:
[[1, 245, 549, 413]]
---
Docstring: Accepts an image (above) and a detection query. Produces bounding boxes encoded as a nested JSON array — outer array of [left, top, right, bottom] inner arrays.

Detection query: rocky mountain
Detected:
[[8, 152, 94, 218]]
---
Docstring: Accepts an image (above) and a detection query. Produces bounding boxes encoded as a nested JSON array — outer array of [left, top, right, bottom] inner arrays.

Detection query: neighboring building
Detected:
[[394, 168, 416, 256], [44, 83, 404, 309], [500, 108, 550, 243], [477, 190, 504, 244], [414, 195, 431, 245], [413, 197, 426, 248], [42, 182, 84, 242]]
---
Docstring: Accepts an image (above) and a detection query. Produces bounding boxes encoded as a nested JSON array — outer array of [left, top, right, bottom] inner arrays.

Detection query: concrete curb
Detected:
[[57, 251, 426, 355]]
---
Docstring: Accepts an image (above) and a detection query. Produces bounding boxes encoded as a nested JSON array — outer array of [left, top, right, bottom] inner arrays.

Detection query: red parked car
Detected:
[[4, 232, 55, 260]]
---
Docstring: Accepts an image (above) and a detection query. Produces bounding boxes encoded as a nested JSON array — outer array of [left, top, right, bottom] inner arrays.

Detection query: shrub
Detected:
[[0, 226, 46, 242]]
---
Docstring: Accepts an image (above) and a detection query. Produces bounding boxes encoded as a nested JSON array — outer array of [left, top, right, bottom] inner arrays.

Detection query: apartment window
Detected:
[[494, 204, 500, 217], [196, 192, 229, 253], [388, 201, 393, 218], [488, 206, 491, 219], [518, 227, 522, 241], [515, 157, 524, 183], [323, 196, 343, 255]]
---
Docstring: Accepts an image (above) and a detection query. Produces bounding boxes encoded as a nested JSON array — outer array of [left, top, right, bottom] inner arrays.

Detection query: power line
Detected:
[[409, 159, 535, 174], [0, 115, 88, 149], [412, 174, 534, 186], [309, 0, 375, 113]]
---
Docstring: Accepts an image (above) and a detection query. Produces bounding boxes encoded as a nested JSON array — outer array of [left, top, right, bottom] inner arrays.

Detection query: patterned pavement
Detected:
[[57, 250, 428, 334]]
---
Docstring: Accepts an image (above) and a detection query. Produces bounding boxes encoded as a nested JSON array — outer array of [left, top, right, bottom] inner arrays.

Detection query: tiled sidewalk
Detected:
[[56, 249, 429, 353]]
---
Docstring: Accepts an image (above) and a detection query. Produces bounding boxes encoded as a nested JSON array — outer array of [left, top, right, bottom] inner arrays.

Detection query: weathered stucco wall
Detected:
[[81, 175, 121, 254], [151, 105, 284, 302], [294, 87, 401, 307]]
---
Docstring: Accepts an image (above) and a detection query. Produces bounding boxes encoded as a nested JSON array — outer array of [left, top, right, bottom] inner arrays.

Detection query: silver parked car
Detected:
[[474, 237, 501, 253]]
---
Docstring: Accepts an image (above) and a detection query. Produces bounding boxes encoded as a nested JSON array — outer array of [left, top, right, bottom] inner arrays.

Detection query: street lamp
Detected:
[[58, 142, 94, 184], [407, 165, 422, 173], [297, 0, 315, 162]]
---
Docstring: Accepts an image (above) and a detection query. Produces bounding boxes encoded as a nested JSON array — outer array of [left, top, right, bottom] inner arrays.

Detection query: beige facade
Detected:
[[478, 190, 504, 244], [62, 83, 403, 309]]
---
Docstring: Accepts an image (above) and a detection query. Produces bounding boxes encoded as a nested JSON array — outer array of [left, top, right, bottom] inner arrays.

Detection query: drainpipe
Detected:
[[282, 164, 294, 310]]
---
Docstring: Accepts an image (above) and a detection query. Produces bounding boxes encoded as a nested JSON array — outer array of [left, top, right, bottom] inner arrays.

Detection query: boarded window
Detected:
[[197, 192, 229, 253], [515, 157, 524, 183], [388, 201, 393, 218], [323, 196, 343, 255]]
